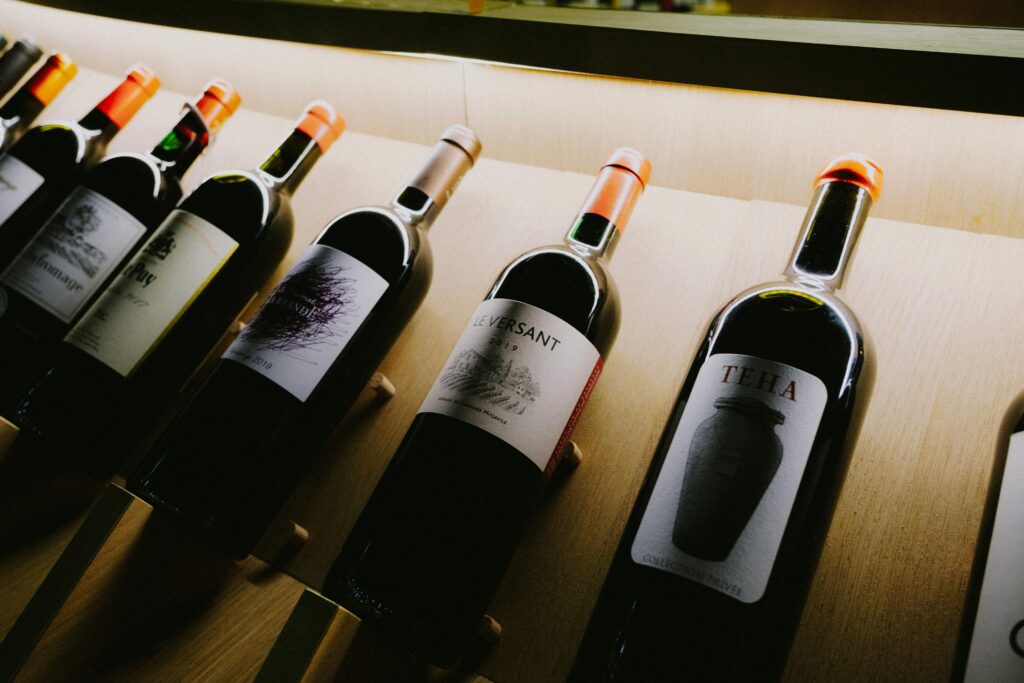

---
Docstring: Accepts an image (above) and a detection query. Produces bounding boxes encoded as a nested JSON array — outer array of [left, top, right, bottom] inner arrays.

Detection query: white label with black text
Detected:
[[964, 431, 1024, 682], [65, 209, 238, 377], [222, 243, 388, 402], [0, 154, 44, 225], [418, 298, 602, 475], [1, 186, 148, 322], [631, 353, 827, 604]]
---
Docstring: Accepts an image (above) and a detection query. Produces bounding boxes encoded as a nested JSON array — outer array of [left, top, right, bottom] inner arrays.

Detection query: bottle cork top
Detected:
[[7, 35, 42, 63], [26, 52, 76, 106], [815, 153, 883, 203], [440, 124, 482, 164], [295, 100, 345, 153], [194, 78, 241, 133], [126, 64, 161, 96], [604, 147, 652, 189]]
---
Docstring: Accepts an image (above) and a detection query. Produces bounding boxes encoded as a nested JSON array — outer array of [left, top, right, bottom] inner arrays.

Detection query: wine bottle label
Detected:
[[64, 210, 238, 377], [0, 186, 147, 322], [0, 154, 44, 225], [630, 353, 827, 604], [963, 430, 1024, 681], [222, 243, 388, 402], [418, 298, 602, 476]]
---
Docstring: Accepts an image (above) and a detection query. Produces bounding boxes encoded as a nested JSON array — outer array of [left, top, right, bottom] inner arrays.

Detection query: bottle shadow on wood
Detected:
[[17, 508, 233, 680]]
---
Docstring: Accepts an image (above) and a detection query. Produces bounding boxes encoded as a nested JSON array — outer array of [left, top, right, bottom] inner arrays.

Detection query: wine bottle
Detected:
[[951, 399, 1024, 681], [12, 101, 344, 475], [0, 52, 76, 154], [128, 125, 481, 559], [323, 148, 651, 667], [569, 154, 882, 682], [0, 64, 159, 269], [0, 79, 240, 410], [0, 36, 43, 101]]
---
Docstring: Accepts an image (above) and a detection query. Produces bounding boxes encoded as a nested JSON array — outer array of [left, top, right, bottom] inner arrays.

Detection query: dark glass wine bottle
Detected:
[[951, 398, 1024, 681], [0, 79, 240, 410], [569, 154, 882, 682], [127, 125, 482, 559], [0, 52, 76, 154], [12, 101, 344, 476], [322, 148, 651, 668], [0, 64, 159, 269], [0, 36, 43, 101]]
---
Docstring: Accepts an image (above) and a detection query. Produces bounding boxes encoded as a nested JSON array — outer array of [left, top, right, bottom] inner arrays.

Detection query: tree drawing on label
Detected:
[[440, 348, 541, 416], [40, 202, 108, 277], [238, 253, 360, 358], [672, 396, 785, 561]]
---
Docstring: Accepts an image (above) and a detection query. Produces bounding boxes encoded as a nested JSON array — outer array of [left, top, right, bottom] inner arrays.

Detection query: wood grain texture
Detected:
[[5, 486, 306, 683], [0, 3, 1021, 681]]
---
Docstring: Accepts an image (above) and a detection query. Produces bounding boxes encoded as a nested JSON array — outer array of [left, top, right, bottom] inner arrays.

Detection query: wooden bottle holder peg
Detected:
[[229, 319, 247, 336], [367, 372, 396, 401], [559, 440, 583, 470], [263, 519, 311, 565], [0, 414, 18, 460], [476, 614, 502, 645]]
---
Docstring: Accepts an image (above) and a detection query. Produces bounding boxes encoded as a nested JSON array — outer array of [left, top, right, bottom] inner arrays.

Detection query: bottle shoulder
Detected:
[[314, 205, 426, 284], [9, 121, 85, 167], [703, 280, 868, 390], [180, 170, 284, 234], [489, 243, 619, 348], [723, 280, 864, 336], [497, 243, 615, 292], [86, 153, 173, 202]]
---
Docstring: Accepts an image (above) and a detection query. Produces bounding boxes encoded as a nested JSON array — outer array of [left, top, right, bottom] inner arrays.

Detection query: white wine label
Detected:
[[418, 298, 602, 475], [1, 186, 148, 322], [222, 244, 388, 402], [65, 210, 238, 377], [964, 431, 1024, 682], [0, 154, 45, 225], [631, 353, 827, 604]]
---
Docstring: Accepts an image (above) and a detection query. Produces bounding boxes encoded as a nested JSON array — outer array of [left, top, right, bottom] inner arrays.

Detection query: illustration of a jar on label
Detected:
[[672, 396, 785, 560]]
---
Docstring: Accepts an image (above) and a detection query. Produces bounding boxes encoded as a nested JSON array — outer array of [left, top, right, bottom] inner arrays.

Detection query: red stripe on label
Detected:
[[543, 356, 604, 479]]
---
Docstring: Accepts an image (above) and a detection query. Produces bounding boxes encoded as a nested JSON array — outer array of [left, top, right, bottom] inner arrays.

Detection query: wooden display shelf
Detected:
[[0, 484, 305, 682], [0, 2, 1023, 681]]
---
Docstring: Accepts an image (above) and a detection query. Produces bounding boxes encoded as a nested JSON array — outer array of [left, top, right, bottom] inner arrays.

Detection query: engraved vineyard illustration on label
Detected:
[[439, 348, 541, 416], [41, 200, 107, 277]]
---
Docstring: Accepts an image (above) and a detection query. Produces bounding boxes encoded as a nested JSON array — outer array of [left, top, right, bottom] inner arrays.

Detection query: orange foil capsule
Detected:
[[96, 64, 160, 129], [25, 52, 77, 107], [295, 100, 345, 153], [578, 147, 652, 231], [194, 78, 241, 133]]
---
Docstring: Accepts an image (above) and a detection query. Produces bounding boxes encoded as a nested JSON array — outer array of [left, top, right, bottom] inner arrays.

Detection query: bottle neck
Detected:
[[76, 107, 121, 148], [389, 137, 477, 230], [258, 129, 322, 195], [391, 186, 440, 230], [149, 105, 211, 179], [784, 181, 871, 291], [0, 40, 42, 97], [565, 213, 620, 261], [0, 88, 44, 139]]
